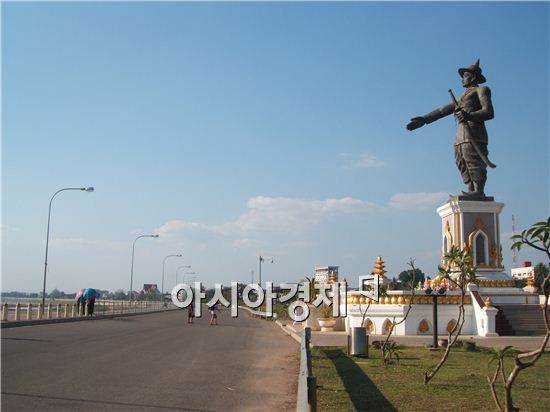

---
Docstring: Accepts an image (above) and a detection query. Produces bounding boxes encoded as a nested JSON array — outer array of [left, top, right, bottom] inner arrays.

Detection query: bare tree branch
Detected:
[[500, 219, 550, 411], [424, 246, 474, 384]]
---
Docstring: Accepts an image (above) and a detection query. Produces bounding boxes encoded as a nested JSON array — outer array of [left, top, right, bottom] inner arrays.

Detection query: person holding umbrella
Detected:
[[83, 288, 99, 316], [75, 288, 86, 315]]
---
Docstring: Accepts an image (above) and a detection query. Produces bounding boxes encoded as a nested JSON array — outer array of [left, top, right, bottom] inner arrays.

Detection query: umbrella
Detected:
[[83, 288, 98, 300], [75, 288, 85, 300]]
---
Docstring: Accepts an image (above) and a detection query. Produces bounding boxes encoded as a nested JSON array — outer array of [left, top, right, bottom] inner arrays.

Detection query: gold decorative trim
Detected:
[[443, 219, 454, 256], [446, 319, 457, 333], [418, 319, 430, 334], [366, 319, 375, 333], [383, 319, 393, 334], [455, 213, 462, 249], [345, 294, 473, 305], [477, 279, 515, 288], [468, 221, 490, 266]]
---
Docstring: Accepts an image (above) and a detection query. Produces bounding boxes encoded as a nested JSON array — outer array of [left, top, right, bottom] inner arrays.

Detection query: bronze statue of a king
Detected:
[[406, 59, 495, 200]]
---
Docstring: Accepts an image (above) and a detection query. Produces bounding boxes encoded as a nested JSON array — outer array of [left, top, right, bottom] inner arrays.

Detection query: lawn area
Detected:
[[313, 345, 549, 412]]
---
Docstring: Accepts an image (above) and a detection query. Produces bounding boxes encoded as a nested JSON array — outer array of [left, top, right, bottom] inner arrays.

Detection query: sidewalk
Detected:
[[276, 321, 548, 352]]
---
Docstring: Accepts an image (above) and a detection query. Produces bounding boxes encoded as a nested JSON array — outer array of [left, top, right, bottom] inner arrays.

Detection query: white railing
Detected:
[[0, 300, 172, 323]]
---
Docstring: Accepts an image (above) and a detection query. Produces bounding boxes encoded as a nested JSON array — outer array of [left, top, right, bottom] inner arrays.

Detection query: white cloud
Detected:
[[155, 196, 381, 238], [232, 238, 259, 249], [156, 220, 211, 238], [51, 238, 125, 251], [156, 193, 450, 242], [1, 224, 20, 234], [216, 196, 380, 235], [389, 192, 450, 211], [343, 153, 386, 169]]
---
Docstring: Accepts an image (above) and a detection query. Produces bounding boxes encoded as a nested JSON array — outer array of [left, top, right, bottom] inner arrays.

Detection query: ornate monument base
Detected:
[[437, 196, 535, 304], [437, 196, 506, 280]]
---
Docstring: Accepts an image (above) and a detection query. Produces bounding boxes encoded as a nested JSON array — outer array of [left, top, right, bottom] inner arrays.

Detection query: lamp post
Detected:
[[130, 234, 159, 301], [162, 254, 182, 300], [259, 255, 273, 286], [424, 284, 448, 348], [176, 266, 192, 285], [180, 272, 196, 284], [42, 187, 94, 307]]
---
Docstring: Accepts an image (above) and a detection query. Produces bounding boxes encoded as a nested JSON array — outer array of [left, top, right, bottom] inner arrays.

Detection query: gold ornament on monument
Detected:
[[366, 319, 375, 333], [447, 319, 457, 333], [373, 256, 387, 277], [418, 319, 430, 333]]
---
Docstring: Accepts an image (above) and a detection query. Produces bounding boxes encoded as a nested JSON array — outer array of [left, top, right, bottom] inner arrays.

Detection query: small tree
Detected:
[[398, 268, 425, 289], [49, 288, 64, 299], [423, 245, 476, 384], [112, 289, 127, 300], [487, 346, 516, 411], [487, 218, 550, 412], [534, 262, 550, 292], [380, 259, 418, 365]]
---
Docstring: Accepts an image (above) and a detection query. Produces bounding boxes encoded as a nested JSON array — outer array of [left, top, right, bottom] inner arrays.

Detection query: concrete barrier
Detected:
[[297, 327, 316, 412]]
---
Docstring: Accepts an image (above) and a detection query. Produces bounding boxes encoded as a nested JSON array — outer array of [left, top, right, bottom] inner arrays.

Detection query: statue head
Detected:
[[458, 58, 486, 85]]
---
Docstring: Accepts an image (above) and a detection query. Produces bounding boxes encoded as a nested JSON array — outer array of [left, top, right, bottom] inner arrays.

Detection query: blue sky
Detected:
[[2, 1, 549, 294]]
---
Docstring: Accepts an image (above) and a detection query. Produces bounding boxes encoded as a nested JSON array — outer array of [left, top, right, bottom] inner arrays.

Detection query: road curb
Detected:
[[275, 320, 303, 345], [0, 308, 180, 329]]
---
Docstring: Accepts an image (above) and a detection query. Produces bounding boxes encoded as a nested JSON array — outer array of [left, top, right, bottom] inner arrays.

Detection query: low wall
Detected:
[[344, 302, 475, 336]]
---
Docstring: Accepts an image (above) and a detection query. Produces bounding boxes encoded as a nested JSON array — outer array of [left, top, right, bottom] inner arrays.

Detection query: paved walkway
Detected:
[[278, 322, 548, 352]]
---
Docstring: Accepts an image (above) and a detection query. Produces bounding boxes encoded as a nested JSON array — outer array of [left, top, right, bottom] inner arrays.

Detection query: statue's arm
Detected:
[[467, 86, 494, 122], [406, 102, 454, 131], [423, 103, 454, 124]]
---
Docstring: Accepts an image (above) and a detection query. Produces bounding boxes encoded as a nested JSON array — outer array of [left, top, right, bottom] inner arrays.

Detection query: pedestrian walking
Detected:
[[86, 297, 96, 316], [187, 300, 195, 324], [209, 303, 219, 326]]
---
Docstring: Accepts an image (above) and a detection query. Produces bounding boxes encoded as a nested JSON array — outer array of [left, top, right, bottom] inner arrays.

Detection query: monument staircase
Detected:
[[495, 305, 549, 336], [494, 305, 515, 336]]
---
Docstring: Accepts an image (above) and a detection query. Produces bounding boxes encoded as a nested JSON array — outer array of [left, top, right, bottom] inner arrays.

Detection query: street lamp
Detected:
[[259, 255, 273, 286], [179, 272, 196, 285], [162, 254, 183, 299], [42, 187, 94, 307], [176, 265, 192, 284], [130, 234, 159, 301], [424, 283, 448, 348]]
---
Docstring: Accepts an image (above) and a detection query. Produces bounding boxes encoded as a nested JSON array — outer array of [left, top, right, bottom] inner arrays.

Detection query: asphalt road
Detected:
[[1, 308, 298, 411]]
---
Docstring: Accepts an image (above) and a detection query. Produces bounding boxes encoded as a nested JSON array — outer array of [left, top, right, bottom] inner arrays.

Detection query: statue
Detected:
[[406, 59, 495, 199]]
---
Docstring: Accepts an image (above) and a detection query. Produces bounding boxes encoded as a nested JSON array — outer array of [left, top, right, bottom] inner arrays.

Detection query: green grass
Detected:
[[313, 345, 550, 412]]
